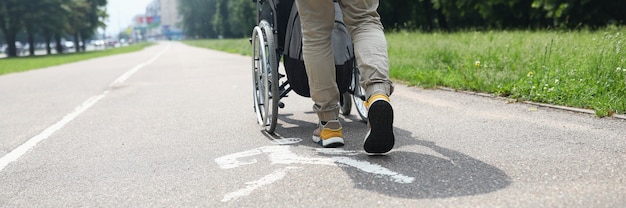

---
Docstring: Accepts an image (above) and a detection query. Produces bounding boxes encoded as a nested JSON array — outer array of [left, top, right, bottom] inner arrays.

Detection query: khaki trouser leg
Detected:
[[295, 0, 339, 122], [339, 0, 394, 97], [295, 0, 393, 122]]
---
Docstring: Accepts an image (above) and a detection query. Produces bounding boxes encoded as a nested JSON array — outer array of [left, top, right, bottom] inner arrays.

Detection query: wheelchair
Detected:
[[251, 0, 368, 134]]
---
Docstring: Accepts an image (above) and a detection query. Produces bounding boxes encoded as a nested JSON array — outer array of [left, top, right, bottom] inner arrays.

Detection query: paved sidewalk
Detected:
[[0, 42, 624, 207]]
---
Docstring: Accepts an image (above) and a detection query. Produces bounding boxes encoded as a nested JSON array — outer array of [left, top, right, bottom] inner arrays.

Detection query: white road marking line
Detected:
[[217, 145, 415, 184], [0, 94, 106, 171], [315, 148, 358, 155], [215, 148, 263, 169], [333, 157, 415, 184], [221, 166, 301, 202], [109, 44, 167, 87], [216, 144, 416, 201], [270, 137, 302, 145], [0, 43, 171, 172]]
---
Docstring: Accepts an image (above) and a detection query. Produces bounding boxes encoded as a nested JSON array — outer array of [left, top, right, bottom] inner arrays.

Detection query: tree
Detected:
[[177, 0, 254, 39], [0, 0, 106, 57], [178, 0, 217, 39], [37, 0, 68, 55], [80, 0, 107, 51], [212, 0, 230, 38], [0, 0, 26, 57], [227, 0, 255, 37], [175, 0, 624, 39], [21, 0, 64, 56], [59, 0, 106, 53]]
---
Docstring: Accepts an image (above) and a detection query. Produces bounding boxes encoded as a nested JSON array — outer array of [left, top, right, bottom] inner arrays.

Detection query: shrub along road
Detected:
[[0, 42, 624, 207]]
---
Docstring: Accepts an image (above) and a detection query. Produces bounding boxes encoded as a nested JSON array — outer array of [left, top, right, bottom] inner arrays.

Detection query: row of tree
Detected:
[[177, 0, 254, 39], [379, 0, 625, 31], [0, 0, 107, 57], [178, 0, 624, 39]]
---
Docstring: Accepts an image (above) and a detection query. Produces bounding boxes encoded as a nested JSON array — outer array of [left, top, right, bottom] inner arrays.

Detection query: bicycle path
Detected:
[[0, 41, 624, 207]]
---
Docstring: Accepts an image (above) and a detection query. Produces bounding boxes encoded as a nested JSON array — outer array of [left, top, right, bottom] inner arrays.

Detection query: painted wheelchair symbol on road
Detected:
[[215, 138, 415, 202]]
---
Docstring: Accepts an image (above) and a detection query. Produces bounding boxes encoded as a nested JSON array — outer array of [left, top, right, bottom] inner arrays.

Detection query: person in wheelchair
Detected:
[[296, 0, 394, 154]]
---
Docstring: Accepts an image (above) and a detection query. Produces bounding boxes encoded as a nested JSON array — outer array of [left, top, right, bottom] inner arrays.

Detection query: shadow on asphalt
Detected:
[[265, 111, 512, 199]]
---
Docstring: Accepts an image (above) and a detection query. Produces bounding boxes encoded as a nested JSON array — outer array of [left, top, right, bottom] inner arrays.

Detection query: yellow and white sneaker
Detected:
[[312, 120, 344, 148]]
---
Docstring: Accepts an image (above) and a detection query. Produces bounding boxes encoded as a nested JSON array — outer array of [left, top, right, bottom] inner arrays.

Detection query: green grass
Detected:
[[183, 39, 252, 56], [0, 42, 154, 76], [387, 28, 626, 117], [187, 28, 626, 117]]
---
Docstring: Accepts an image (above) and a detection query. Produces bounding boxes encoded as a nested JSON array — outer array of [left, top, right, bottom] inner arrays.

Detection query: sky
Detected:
[[104, 0, 154, 36]]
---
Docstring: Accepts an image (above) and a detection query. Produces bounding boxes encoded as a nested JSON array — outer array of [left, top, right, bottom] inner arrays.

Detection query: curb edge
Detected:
[[436, 87, 626, 120]]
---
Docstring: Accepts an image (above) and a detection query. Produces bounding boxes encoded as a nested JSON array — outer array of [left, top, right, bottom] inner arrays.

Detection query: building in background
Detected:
[[130, 14, 147, 41], [138, 0, 182, 40], [132, 0, 183, 41]]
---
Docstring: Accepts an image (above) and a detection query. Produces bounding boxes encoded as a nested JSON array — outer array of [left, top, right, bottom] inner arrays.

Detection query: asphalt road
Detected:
[[1, 42, 625, 207]]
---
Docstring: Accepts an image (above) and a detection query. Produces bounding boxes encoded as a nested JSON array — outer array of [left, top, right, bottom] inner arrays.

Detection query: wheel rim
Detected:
[[258, 20, 279, 133], [252, 26, 267, 125]]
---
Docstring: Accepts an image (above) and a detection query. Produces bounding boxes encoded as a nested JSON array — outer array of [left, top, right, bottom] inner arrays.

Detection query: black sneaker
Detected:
[[363, 94, 394, 154]]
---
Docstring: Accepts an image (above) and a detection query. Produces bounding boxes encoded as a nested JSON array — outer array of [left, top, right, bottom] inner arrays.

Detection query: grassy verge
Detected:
[[388, 28, 625, 117], [0, 42, 154, 76], [183, 28, 626, 117], [183, 39, 251, 56]]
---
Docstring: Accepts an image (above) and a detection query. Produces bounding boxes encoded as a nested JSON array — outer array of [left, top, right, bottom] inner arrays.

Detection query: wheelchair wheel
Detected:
[[251, 20, 279, 133], [352, 67, 368, 122]]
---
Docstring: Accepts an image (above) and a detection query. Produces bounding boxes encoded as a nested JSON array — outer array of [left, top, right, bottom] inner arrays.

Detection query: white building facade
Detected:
[[142, 0, 182, 40]]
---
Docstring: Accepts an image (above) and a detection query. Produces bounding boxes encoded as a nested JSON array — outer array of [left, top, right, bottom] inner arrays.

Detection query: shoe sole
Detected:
[[364, 101, 394, 154], [312, 136, 344, 148]]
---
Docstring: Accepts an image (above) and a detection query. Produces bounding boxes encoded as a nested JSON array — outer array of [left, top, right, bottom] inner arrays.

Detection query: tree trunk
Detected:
[[0, 17, 18, 57], [27, 27, 35, 56], [73, 32, 80, 52], [44, 30, 52, 55], [422, 0, 434, 31], [80, 31, 88, 52], [55, 34, 63, 54], [435, 7, 448, 31], [5, 33, 17, 57], [74, 32, 81, 53]]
